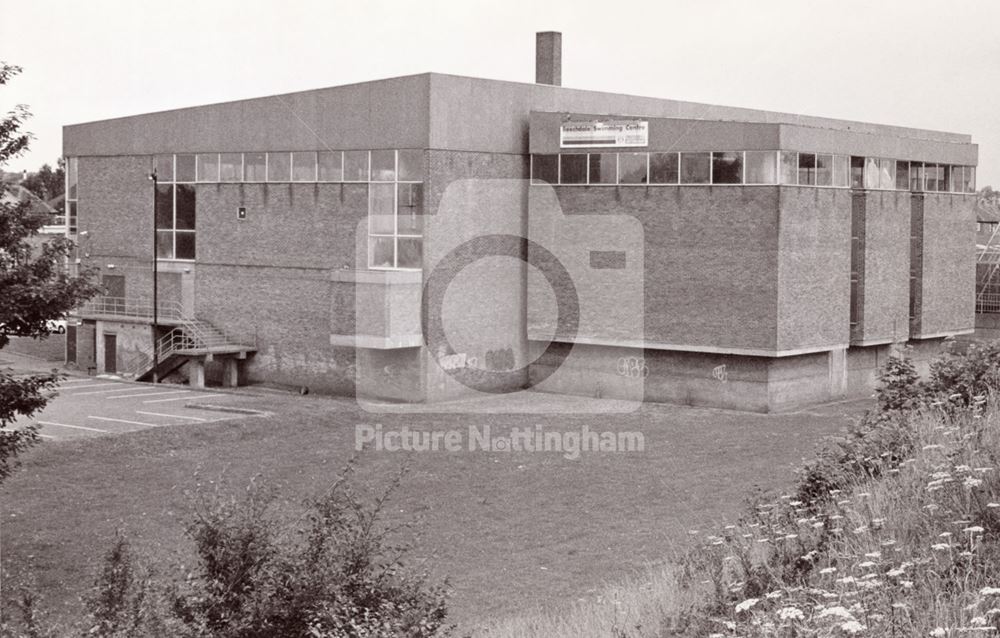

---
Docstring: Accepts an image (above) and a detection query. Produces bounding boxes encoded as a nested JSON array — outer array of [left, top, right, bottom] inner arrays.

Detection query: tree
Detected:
[[0, 62, 99, 481], [21, 161, 65, 208]]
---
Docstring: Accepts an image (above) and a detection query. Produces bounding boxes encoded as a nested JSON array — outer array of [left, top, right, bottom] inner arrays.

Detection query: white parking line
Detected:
[[88, 416, 160, 427], [60, 383, 118, 391], [37, 420, 109, 433], [60, 378, 102, 385], [108, 390, 190, 400], [144, 394, 224, 403], [136, 411, 207, 421], [70, 386, 137, 396]]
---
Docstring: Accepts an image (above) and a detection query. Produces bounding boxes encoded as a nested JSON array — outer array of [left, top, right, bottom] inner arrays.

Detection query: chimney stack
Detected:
[[535, 31, 562, 86]]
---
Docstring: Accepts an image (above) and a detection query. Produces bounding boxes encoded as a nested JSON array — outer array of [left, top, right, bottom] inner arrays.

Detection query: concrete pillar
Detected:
[[828, 347, 848, 398], [222, 358, 239, 388], [189, 358, 205, 388]]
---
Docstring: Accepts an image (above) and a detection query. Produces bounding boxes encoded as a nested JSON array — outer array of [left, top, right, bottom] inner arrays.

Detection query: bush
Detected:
[[1, 464, 451, 638]]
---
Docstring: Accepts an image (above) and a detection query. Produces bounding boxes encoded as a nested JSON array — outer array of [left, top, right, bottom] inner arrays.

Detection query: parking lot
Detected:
[[21, 376, 267, 440]]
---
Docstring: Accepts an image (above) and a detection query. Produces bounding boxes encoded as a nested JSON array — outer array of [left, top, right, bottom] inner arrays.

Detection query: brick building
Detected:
[[63, 33, 979, 411]]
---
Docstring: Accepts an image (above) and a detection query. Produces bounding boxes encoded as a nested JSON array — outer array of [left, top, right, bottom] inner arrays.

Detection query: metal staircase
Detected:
[[976, 223, 1000, 313]]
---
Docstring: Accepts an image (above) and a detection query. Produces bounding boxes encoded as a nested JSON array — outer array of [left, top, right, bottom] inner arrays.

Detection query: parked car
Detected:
[[45, 319, 67, 334]]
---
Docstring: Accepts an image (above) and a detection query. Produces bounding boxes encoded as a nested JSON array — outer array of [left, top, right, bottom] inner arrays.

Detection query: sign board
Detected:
[[560, 120, 649, 148]]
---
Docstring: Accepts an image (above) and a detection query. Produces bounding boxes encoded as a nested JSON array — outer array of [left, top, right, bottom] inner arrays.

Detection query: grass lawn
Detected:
[[0, 391, 866, 631]]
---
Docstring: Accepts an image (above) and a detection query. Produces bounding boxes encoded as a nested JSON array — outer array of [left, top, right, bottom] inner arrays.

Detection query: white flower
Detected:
[[817, 606, 854, 619], [820, 567, 838, 574], [841, 620, 865, 634], [970, 616, 987, 627], [858, 561, 877, 569], [964, 477, 984, 488], [778, 606, 804, 621], [964, 526, 985, 534], [932, 543, 951, 551], [929, 628, 946, 637], [864, 551, 881, 559], [981, 587, 1000, 596], [735, 598, 759, 613]]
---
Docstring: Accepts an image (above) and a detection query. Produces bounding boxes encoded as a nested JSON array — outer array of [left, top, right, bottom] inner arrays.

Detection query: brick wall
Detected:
[[916, 193, 976, 336], [855, 191, 911, 343]]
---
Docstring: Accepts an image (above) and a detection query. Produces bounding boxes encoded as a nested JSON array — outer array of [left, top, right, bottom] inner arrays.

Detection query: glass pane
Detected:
[[370, 150, 396, 181], [397, 183, 423, 234], [67, 157, 79, 198], [531, 154, 559, 184], [680, 152, 710, 184], [197, 153, 219, 182], [559, 154, 587, 184], [816, 154, 833, 186], [924, 163, 937, 191], [589, 153, 617, 184], [267, 152, 290, 182], [780, 152, 798, 185], [950, 166, 964, 193], [397, 150, 423, 181], [175, 154, 196, 182], [369, 236, 395, 268], [344, 151, 369, 181], [292, 152, 317, 181], [67, 201, 77, 233], [851, 156, 865, 189], [397, 238, 422, 269], [155, 185, 173, 229], [156, 231, 174, 259], [941, 165, 952, 193], [245, 153, 266, 181], [896, 161, 910, 191], [967, 167, 976, 192], [618, 153, 647, 184], [369, 183, 395, 234], [798, 153, 816, 186], [745, 151, 776, 184], [833, 155, 850, 188], [318, 151, 343, 181], [712, 152, 742, 184], [175, 184, 196, 230], [879, 158, 895, 190], [154, 155, 173, 183], [175, 231, 196, 260], [863, 158, 879, 189], [910, 162, 924, 191], [649, 153, 678, 184], [220, 153, 242, 182]]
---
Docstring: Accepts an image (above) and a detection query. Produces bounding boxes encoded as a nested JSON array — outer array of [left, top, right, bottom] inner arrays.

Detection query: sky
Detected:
[[3, 0, 999, 186]]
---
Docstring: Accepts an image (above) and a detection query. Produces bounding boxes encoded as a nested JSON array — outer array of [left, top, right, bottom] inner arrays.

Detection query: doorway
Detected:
[[104, 333, 117, 374]]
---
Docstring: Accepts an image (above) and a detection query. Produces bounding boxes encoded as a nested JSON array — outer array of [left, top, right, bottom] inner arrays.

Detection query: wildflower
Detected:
[[940, 532, 953, 537], [735, 598, 759, 613], [923, 444, 943, 450], [766, 591, 783, 599], [835, 577, 856, 585], [819, 567, 837, 574], [988, 503, 1000, 508], [840, 620, 865, 634], [813, 521, 824, 528], [778, 606, 804, 621], [864, 551, 881, 559], [970, 616, 987, 627], [981, 587, 1000, 596], [901, 580, 914, 588], [964, 477, 984, 488], [964, 526, 985, 534], [858, 561, 877, 569], [817, 606, 854, 619], [932, 543, 951, 551], [929, 629, 946, 637], [887, 567, 906, 577]]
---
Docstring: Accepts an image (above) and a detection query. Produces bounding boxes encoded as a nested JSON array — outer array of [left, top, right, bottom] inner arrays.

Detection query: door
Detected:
[[102, 275, 125, 314], [66, 325, 77, 364], [104, 333, 117, 374]]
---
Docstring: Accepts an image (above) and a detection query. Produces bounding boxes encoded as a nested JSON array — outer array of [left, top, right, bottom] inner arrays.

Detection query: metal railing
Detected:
[[121, 319, 257, 379], [76, 296, 186, 321]]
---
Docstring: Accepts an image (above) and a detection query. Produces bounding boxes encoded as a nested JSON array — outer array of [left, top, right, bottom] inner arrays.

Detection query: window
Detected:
[[798, 153, 817, 186], [220, 153, 242, 181], [780, 152, 797, 185], [864, 157, 880, 190], [292, 152, 317, 181], [680, 152, 710, 184], [318, 151, 344, 182], [965, 166, 976, 193], [951, 166, 964, 193], [368, 150, 424, 270], [879, 158, 895, 190], [153, 155, 196, 260], [833, 155, 850, 188], [267, 152, 290, 182], [344, 151, 369, 181], [197, 153, 219, 182], [531, 155, 558, 184], [618, 153, 648, 184], [816, 154, 833, 186], [910, 162, 924, 191], [712, 152, 742, 184], [589, 153, 617, 184], [649, 153, 678, 184], [245, 153, 266, 181], [66, 156, 79, 234], [745, 151, 777, 184], [896, 160, 910, 191], [560, 154, 587, 184], [851, 156, 865, 189]]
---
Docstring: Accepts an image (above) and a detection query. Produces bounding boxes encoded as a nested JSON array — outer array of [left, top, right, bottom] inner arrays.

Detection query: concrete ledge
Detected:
[[911, 328, 975, 339], [329, 269, 422, 284], [532, 335, 846, 358], [330, 334, 423, 349]]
